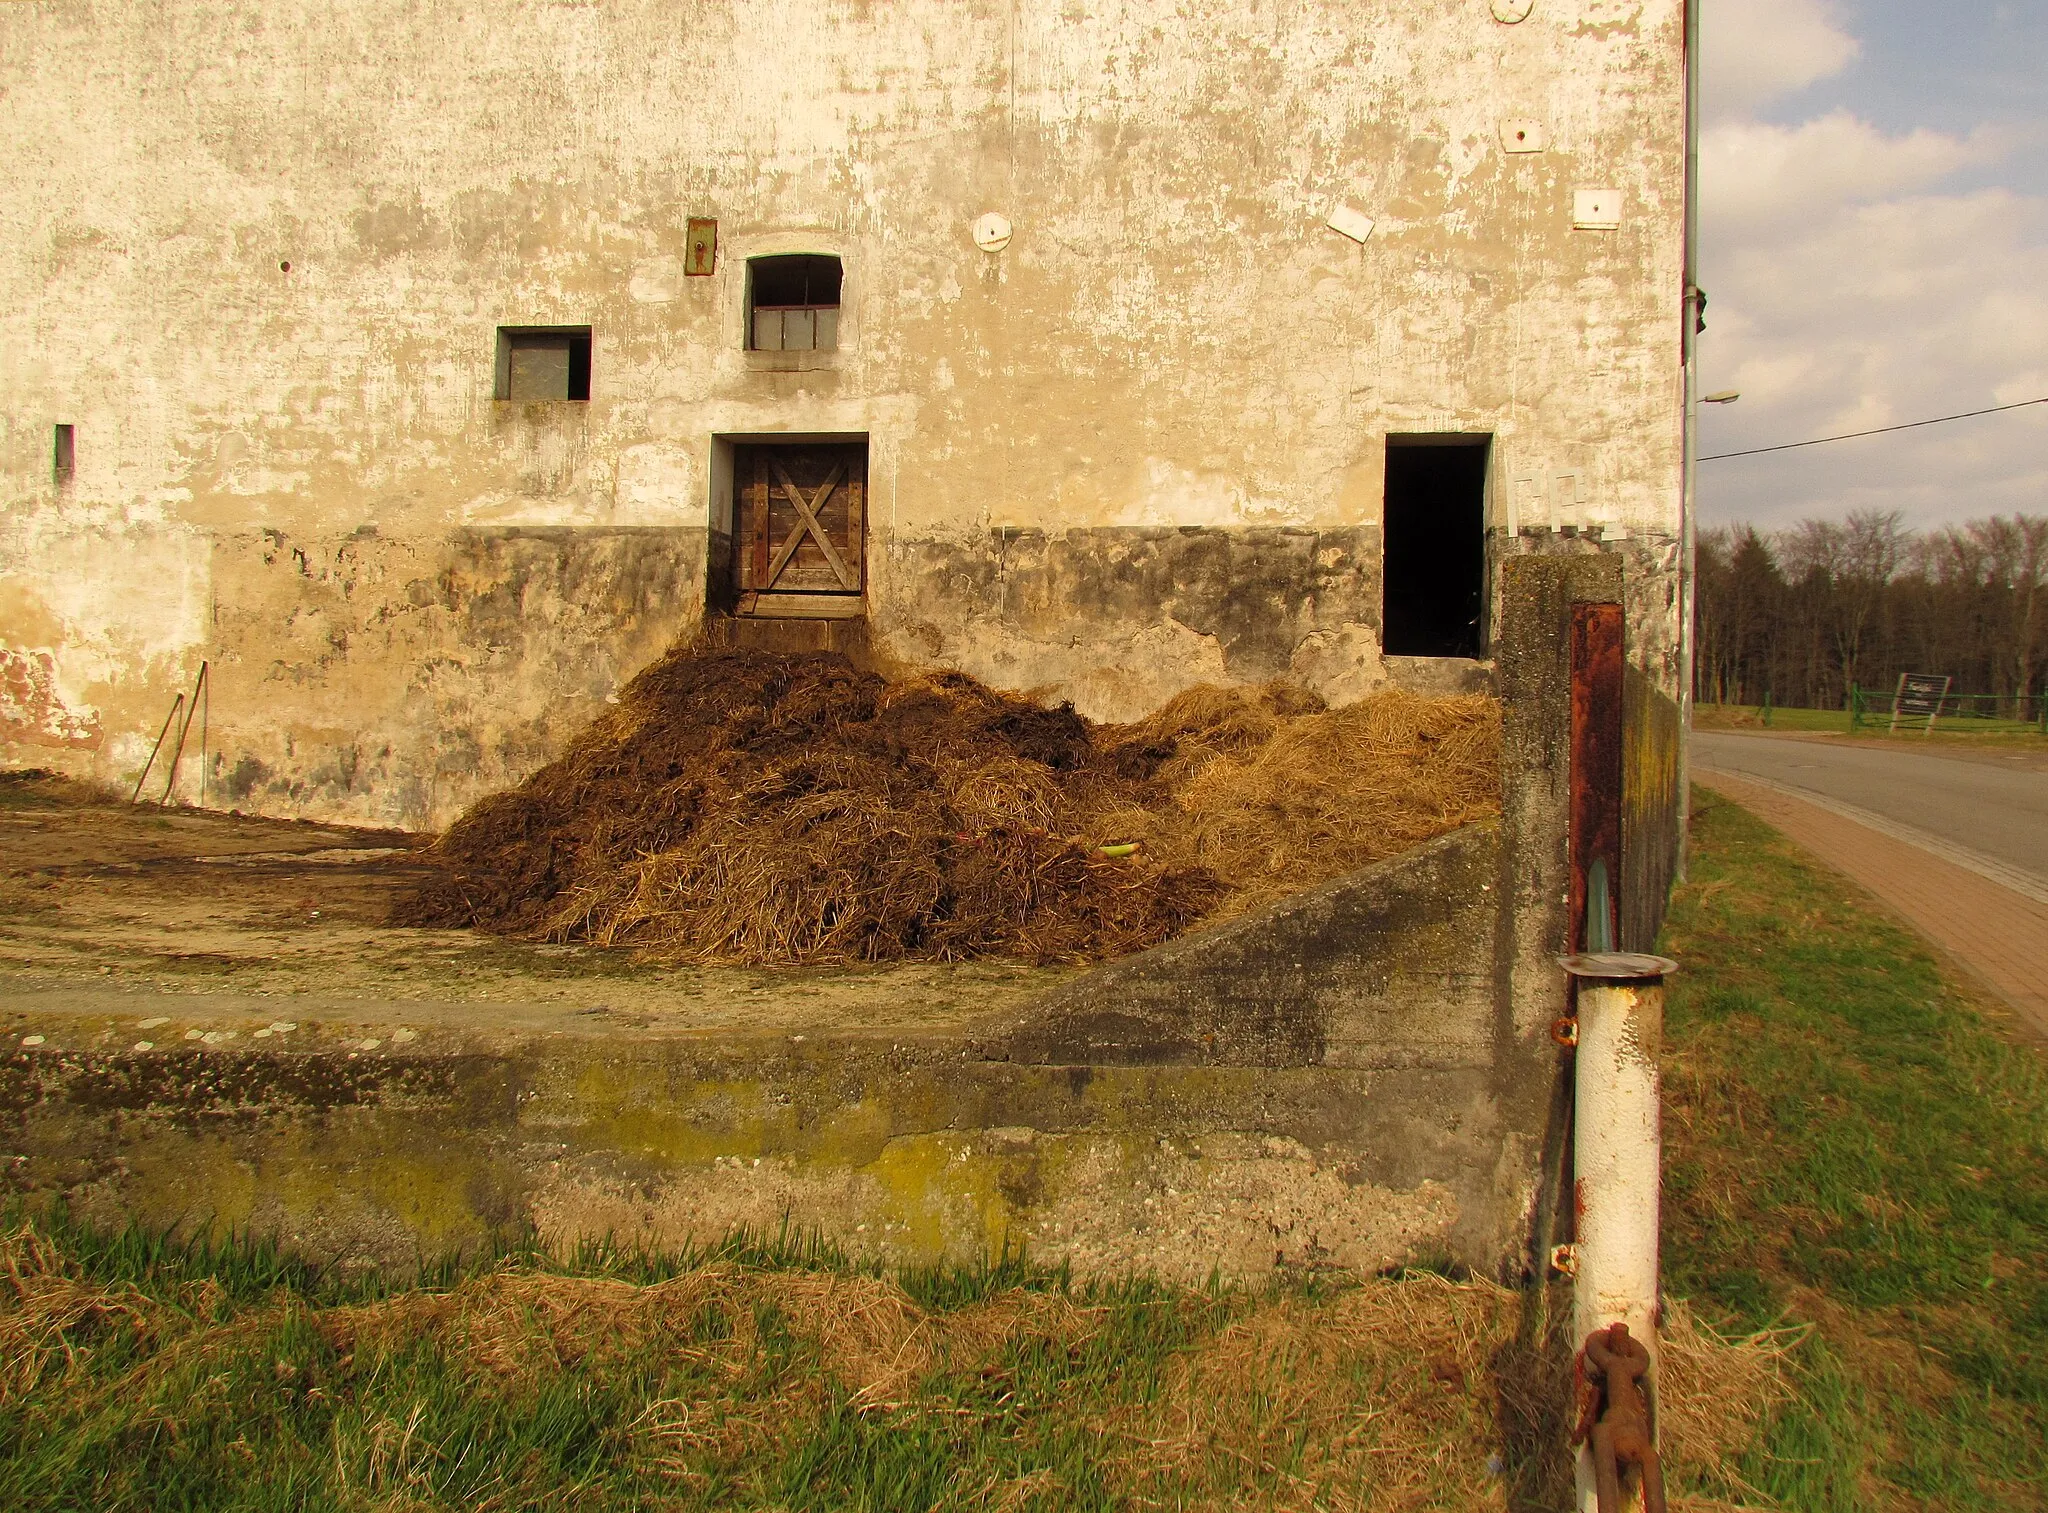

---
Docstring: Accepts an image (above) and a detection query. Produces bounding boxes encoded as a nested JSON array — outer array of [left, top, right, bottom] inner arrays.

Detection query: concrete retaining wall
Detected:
[[0, 556, 1660, 1281]]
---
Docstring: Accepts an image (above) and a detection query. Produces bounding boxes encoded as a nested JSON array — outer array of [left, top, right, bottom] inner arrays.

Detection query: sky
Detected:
[[1696, 0, 2048, 531]]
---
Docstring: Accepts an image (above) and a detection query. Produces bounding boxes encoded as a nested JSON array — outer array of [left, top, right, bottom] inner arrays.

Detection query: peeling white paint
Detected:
[[0, 0, 1686, 821]]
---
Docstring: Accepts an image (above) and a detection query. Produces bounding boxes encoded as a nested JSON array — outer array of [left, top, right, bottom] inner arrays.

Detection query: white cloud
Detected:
[[1695, 4, 2048, 530], [1701, 0, 1859, 118], [1703, 112, 2010, 232], [1701, 185, 2048, 526]]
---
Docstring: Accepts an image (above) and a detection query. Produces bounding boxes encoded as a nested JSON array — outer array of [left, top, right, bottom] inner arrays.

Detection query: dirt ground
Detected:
[[0, 774, 1065, 1039]]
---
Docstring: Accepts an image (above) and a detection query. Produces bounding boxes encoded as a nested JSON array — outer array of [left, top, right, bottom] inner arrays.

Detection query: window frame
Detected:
[[745, 255, 843, 353], [494, 325, 593, 402]]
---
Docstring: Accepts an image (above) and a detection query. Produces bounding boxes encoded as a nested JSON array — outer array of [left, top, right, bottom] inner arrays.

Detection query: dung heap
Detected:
[[395, 645, 1501, 965]]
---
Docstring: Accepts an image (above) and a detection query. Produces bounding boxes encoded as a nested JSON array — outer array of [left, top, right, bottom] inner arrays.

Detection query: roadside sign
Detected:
[[1890, 673, 1951, 734]]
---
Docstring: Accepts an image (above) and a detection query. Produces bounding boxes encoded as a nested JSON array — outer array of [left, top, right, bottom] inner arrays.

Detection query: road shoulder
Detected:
[[1694, 726, 2048, 773], [1692, 771, 2048, 1041]]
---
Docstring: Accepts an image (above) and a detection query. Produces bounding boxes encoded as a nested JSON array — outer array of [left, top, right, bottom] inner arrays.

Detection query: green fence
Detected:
[[1846, 684, 2048, 735]]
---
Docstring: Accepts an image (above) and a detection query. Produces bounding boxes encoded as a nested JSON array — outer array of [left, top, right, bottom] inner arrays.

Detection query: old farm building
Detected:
[[2, 0, 1684, 829], [0, 1, 1691, 1279]]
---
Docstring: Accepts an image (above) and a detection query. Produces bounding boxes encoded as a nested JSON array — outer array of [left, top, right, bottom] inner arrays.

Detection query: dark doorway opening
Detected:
[[1382, 435, 1490, 658]]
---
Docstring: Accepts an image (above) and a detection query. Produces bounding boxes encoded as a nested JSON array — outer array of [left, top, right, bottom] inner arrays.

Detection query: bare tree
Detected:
[[1922, 525, 1994, 693], [1694, 513, 2048, 714], [1974, 516, 2048, 714], [1778, 511, 1903, 705]]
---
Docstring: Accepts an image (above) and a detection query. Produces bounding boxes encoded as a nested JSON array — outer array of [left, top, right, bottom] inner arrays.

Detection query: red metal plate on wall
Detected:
[[1570, 602, 1625, 952]]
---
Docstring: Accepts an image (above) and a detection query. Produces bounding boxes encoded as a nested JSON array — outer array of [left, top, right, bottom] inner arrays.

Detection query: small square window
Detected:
[[495, 327, 592, 401], [747, 255, 841, 352]]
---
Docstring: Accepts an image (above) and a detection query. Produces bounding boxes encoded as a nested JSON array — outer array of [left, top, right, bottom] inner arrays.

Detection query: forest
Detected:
[[1691, 511, 2048, 714]]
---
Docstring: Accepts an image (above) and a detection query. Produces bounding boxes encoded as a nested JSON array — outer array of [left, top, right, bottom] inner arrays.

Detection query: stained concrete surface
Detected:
[[0, 781, 1517, 1279], [1690, 731, 2048, 887]]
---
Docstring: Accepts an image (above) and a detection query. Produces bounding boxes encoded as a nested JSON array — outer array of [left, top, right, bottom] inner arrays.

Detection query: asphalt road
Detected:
[[1690, 732, 2048, 888]]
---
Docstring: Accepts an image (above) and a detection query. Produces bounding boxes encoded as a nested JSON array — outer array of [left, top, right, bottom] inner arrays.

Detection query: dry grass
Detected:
[[395, 645, 1500, 967], [1112, 682, 1503, 917], [1658, 1300, 1808, 1508], [0, 1216, 1799, 1511], [0, 1222, 157, 1403]]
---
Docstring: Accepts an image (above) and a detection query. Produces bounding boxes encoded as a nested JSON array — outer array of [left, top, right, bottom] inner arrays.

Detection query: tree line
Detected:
[[1693, 511, 2048, 712]]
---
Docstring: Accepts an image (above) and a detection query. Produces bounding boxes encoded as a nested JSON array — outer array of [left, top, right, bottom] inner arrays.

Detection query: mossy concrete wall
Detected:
[[0, 835, 1524, 1280], [0, 1017, 1468, 1281], [0, 556, 1655, 1282]]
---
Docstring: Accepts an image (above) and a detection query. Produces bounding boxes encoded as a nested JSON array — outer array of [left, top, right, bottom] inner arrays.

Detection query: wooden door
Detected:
[[734, 443, 866, 618]]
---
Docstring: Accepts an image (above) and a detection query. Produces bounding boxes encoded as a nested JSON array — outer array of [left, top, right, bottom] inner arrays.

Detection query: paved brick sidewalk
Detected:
[[1694, 770, 2048, 1040]]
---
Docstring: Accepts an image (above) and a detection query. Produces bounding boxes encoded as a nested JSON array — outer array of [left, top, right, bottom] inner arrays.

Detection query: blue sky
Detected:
[[1779, 3, 2046, 148], [1696, 0, 2048, 530]]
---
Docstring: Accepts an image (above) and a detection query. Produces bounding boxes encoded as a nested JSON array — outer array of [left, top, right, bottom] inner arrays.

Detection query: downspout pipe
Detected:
[[1676, 0, 1702, 880], [1561, 950, 1676, 1513]]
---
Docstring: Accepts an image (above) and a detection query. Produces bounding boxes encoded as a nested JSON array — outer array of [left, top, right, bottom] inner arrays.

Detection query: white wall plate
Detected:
[[973, 212, 1012, 252], [1500, 119, 1547, 153], [1325, 203, 1375, 244], [1491, 0, 1534, 21], [1572, 189, 1622, 230]]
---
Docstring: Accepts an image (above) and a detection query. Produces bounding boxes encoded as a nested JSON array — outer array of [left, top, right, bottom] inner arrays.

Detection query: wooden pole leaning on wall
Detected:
[[130, 694, 185, 804], [130, 661, 209, 808]]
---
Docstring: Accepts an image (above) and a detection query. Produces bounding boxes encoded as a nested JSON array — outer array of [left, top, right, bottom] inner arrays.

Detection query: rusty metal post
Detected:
[[1561, 949, 1674, 1513]]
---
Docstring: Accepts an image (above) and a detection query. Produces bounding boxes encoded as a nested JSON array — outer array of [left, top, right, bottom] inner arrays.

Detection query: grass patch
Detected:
[[0, 770, 125, 811], [1663, 790, 2048, 1510], [1692, 702, 2047, 745], [0, 1206, 1794, 1511], [4, 789, 2038, 1508]]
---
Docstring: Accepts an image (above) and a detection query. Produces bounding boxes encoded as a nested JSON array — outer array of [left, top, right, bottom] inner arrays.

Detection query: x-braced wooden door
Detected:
[[735, 443, 867, 618]]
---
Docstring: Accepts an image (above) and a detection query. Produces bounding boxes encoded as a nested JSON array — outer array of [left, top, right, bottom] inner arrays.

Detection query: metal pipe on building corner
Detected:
[[1560, 950, 1675, 1513], [1676, 0, 1701, 885]]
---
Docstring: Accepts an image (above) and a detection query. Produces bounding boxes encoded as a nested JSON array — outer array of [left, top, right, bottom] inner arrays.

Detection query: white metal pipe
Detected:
[[1563, 953, 1672, 1513], [1677, 0, 1702, 884]]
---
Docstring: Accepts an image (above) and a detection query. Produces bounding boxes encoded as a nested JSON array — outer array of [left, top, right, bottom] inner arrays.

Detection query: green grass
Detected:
[[1694, 701, 2047, 743], [0, 1219, 1137, 1512], [3, 792, 2045, 1509], [0, 1208, 1549, 1512], [1662, 791, 2048, 1510]]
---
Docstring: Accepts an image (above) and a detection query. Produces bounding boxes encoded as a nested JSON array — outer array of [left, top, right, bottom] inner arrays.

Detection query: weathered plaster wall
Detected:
[[0, 0, 1685, 826], [203, 525, 706, 821], [0, 556, 1614, 1280]]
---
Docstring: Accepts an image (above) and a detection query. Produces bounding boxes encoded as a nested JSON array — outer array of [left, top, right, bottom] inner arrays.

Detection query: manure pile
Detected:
[[395, 646, 1500, 964]]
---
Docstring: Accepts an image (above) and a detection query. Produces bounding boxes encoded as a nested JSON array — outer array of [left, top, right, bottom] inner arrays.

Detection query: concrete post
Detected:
[[1560, 950, 1674, 1513]]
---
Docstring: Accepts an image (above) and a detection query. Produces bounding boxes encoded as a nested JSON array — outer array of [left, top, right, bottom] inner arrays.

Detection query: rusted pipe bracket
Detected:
[[1548, 1242, 1577, 1278], [1551, 1016, 1579, 1048]]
